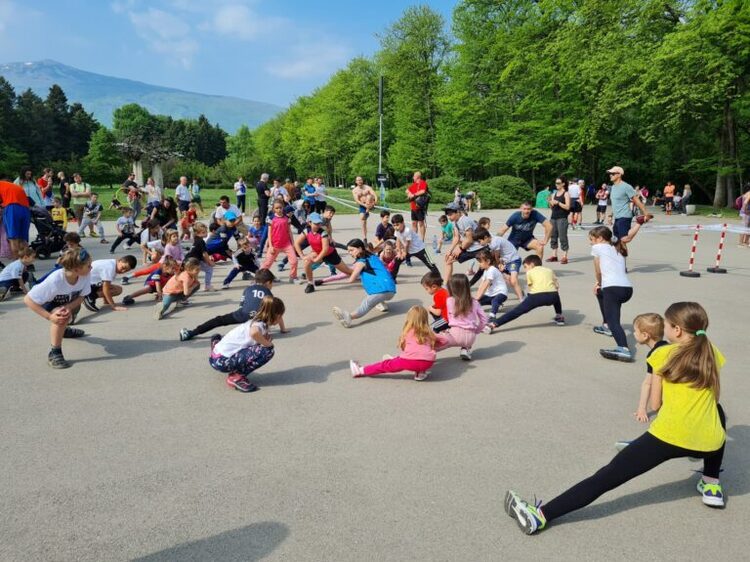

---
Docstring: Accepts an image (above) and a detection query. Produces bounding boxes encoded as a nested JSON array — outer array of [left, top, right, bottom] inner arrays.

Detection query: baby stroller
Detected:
[[30, 206, 67, 259]]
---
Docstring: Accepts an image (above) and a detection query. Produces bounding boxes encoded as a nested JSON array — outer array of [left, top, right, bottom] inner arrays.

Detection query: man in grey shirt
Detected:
[[608, 166, 649, 240]]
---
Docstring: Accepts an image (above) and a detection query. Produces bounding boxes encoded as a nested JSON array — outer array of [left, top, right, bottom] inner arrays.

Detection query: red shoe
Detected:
[[545, 256, 558, 262], [560, 257, 568, 264], [226, 373, 258, 393]]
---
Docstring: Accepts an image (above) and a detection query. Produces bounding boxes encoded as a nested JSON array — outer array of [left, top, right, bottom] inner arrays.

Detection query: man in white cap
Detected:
[[608, 166, 650, 241]]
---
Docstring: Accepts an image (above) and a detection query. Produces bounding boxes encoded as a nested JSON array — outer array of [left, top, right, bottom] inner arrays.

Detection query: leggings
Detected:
[[542, 405, 726, 522], [493, 291, 562, 327], [550, 217, 569, 251], [261, 244, 298, 278], [479, 293, 508, 316], [110, 233, 139, 252], [209, 344, 275, 376], [363, 356, 434, 376], [223, 262, 258, 286], [392, 249, 439, 278], [201, 262, 214, 287], [192, 311, 245, 336], [596, 286, 633, 348], [354, 291, 395, 318]]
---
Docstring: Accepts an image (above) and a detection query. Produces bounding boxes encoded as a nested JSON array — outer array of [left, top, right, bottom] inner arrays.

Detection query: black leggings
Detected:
[[110, 233, 139, 252], [492, 292, 561, 327], [542, 405, 726, 522], [596, 286, 633, 348], [392, 249, 439, 278], [191, 312, 244, 336]]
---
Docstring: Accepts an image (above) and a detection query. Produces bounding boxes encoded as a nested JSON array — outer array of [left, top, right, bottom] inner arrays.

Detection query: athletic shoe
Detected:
[[460, 348, 472, 361], [593, 325, 613, 337], [332, 306, 352, 328], [154, 301, 177, 320], [314, 279, 325, 286], [179, 328, 194, 342], [405, 259, 413, 267], [545, 256, 558, 262], [560, 257, 568, 265], [554, 315, 565, 326], [304, 283, 315, 294], [482, 324, 494, 335], [414, 371, 429, 381], [83, 294, 99, 312], [89, 232, 99, 238], [241, 272, 253, 281], [226, 373, 258, 393], [121, 276, 130, 285], [122, 296, 135, 306], [614, 440, 632, 452], [100, 239, 108, 244], [63, 327, 85, 338], [125, 243, 133, 249], [504, 490, 546, 535], [48, 351, 71, 369], [178, 299, 191, 306], [600, 346, 634, 362], [375, 301, 388, 312], [109, 250, 115, 255], [0, 287, 8, 301], [697, 479, 725, 508], [277, 263, 286, 272], [221, 284, 230, 290], [350, 360, 363, 377], [203, 286, 218, 292]]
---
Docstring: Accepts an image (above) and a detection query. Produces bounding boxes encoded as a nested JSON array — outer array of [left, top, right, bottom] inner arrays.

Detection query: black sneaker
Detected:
[[314, 279, 324, 286], [63, 327, 86, 338], [241, 271, 253, 281], [304, 283, 315, 294], [121, 276, 130, 285], [122, 296, 135, 306], [83, 294, 99, 312], [48, 352, 71, 369], [180, 328, 194, 342]]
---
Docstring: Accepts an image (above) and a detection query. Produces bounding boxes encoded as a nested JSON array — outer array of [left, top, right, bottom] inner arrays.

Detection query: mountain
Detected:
[[0, 60, 282, 133]]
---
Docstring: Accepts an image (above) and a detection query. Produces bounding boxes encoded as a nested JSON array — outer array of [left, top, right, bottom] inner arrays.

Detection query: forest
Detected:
[[1, 0, 749, 208]]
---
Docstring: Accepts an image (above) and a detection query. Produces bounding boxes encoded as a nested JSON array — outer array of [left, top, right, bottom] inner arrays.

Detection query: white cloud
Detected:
[[127, 7, 198, 68], [203, 3, 286, 40], [266, 40, 350, 79], [110, 0, 136, 15]]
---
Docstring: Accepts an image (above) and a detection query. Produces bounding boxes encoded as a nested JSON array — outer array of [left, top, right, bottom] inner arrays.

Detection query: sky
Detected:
[[0, 0, 456, 107]]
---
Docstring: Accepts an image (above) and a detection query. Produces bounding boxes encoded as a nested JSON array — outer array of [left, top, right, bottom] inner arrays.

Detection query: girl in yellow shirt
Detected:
[[505, 301, 726, 534]]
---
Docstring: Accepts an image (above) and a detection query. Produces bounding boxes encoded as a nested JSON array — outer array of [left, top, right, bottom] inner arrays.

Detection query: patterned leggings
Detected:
[[209, 345, 275, 376]]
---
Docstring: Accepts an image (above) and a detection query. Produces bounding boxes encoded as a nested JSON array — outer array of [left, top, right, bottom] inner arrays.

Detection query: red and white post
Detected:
[[680, 225, 701, 278], [707, 223, 728, 274]]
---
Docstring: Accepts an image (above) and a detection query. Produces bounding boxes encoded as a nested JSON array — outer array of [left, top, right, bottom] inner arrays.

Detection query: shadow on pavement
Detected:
[[255, 360, 349, 386], [132, 521, 289, 562], [74, 336, 180, 362]]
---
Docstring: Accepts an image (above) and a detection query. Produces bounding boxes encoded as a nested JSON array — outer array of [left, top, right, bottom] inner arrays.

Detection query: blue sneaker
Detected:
[[600, 346, 633, 362], [504, 490, 546, 535], [593, 325, 613, 337], [696, 479, 725, 508]]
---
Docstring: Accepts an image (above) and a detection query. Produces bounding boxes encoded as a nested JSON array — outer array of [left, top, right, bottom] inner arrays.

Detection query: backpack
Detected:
[[415, 190, 431, 209]]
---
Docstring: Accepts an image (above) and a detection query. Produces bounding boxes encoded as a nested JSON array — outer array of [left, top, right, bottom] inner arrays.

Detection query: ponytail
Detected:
[[589, 225, 627, 257]]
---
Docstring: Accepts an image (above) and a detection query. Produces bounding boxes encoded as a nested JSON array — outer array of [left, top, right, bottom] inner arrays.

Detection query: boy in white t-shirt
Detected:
[[0, 247, 36, 301], [390, 213, 439, 279], [83, 256, 137, 313]]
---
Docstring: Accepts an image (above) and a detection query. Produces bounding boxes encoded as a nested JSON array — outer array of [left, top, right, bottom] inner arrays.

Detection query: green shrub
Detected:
[[470, 175, 533, 209]]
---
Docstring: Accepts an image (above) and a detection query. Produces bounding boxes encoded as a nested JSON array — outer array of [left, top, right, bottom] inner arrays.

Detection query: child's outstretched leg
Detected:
[[351, 356, 433, 380]]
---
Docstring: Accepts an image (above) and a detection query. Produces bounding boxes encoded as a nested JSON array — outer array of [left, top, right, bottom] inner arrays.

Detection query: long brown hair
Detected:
[[661, 302, 720, 396], [398, 306, 437, 350], [447, 274, 472, 317], [255, 296, 286, 325], [589, 225, 627, 257]]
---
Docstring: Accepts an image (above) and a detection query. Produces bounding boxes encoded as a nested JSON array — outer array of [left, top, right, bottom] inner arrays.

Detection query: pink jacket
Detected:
[[400, 330, 437, 362], [446, 297, 487, 333]]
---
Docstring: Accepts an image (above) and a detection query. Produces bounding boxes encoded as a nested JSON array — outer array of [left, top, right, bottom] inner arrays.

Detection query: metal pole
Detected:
[[378, 75, 383, 175]]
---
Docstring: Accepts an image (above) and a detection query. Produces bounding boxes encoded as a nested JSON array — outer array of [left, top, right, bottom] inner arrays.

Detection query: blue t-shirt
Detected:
[[611, 181, 636, 219], [236, 284, 272, 321], [505, 210, 547, 241], [359, 254, 396, 295]]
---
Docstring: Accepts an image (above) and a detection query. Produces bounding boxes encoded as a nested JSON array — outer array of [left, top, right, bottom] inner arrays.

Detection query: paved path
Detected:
[[1, 210, 748, 561]]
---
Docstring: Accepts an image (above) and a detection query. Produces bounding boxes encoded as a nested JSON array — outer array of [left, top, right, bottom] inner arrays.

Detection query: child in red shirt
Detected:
[[261, 200, 299, 282], [421, 270, 449, 333], [180, 202, 198, 240]]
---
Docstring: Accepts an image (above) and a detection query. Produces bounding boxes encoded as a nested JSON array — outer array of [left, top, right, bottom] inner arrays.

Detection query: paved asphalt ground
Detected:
[[1, 208, 749, 561]]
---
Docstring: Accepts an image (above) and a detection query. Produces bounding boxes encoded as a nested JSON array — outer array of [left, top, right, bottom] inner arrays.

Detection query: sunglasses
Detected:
[[609, 172, 620, 176]]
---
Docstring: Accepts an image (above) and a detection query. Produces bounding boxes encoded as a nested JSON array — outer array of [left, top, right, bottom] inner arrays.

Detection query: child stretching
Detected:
[[435, 274, 487, 361], [154, 257, 201, 320], [180, 269, 286, 341], [247, 215, 263, 253], [162, 229, 184, 263], [24, 248, 91, 368], [0, 247, 36, 301], [83, 255, 137, 312], [110, 207, 138, 253], [122, 256, 178, 305], [391, 213, 439, 278], [350, 305, 437, 381], [632, 313, 668, 422], [474, 249, 508, 322], [488, 255, 565, 331], [296, 212, 351, 293], [222, 237, 259, 289], [506, 301, 728, 535], [437, 214, 453, 254], [209, 295, 285, 393], [261, 199, 299, 282], [421, 271, 450, 333], [184, 222, 216, 291], [180, 202, 198, 240], [474, 229, 523, 302]]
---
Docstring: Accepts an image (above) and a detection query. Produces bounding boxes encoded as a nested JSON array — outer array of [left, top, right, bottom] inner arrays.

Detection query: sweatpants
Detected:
[[363, 356, 434, 376], [435, 326, 478, 351], [392, 249, 438, 278], [110, 233, 138, 252], [550, 217, 569, 252], [430, 314, 449, 333], [210, 344, 274, 376], [78, 217, 104, 237], [262, 244, 298, 278], [191, 311, 246, 336], [354, 291, 395, 318], [479, 293, 508, 316], [542, 405, 726, 522], [492, 291, 562, 327], [596, 286, 633, 348]]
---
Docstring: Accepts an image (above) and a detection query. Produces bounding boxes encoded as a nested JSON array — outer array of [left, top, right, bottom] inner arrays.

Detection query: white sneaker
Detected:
[[350, 360, 363, 377], [482, 324, 494, 335], [414, 371, 429, 381], [332, 306, 352, 328], [375, 301, 389, 312], [460, 348, 472, 361]]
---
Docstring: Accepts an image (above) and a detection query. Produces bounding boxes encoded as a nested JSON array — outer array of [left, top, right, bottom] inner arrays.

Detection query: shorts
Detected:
[[503, 258, 522, 275], [2, 203, 31, 241], [665, 197, 674, 205], [322, 251, 342, 266], [571, 200, 582, 213], [359, 205, 370, 219], [178, 200, 190, 212], [613, 217, 632, 240], [509, 236, 535, 251], [90, 282, 104, 294], [410, 208, 426, 222], [42, 291, 81, 312], [597, 202, 607, 210]]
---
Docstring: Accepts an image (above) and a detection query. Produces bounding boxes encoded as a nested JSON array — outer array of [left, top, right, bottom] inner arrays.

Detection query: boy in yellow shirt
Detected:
[[51, 197, 67, 230], [487, 254, 564, 330]]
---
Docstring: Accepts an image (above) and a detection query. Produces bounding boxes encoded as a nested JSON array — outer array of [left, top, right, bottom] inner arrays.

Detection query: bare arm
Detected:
[[476, 278, 490, 300], [635, 373, 654, 422], [497, 224, 510, 237], [648, 375, 663, 412], [251, 324, 274, 347], [347, 261, 366, 283]]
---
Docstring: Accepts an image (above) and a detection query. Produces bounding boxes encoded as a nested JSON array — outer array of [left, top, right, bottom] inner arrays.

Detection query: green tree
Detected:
[[83, 127, 127, 185]]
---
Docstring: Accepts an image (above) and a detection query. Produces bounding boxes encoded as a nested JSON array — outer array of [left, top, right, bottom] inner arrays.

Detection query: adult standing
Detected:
[[567, 179, 583, 229], [57, 171, 72, 219], [190, 178, 204, 215], [121, 172, 141, 220], [15, 167, 43, 207], [352, 176, 378, 241], [497, 201, 552, 259], [314, 177, 327, 214], [547, 176, 571, 264], [680, 184, 692, 214], [535, 185, 551, 209], [38, 168, 55, 210], [143, 177, 162, 206], [234, 176, 247, 213], [175, 176, 192, 216], [0, 177, 32, 255], [406, 171, 429, 241], [607, 166, 650, 243], [256, 173, 271, 224], [69, 173, 92, 225], [271, 179, 290, 203]]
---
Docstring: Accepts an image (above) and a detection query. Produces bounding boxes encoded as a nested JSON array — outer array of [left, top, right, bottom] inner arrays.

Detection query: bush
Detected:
[[470, 175, 533, 209]]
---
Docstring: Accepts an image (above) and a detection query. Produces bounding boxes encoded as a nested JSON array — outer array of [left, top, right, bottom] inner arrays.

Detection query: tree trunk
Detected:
[[531, 168, 537, 190], [725, 100, 737, 207], [713, 112, 727, 210]]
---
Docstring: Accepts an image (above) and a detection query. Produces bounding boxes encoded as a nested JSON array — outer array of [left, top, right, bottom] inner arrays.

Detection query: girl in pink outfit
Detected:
[[161, 229, 184, 264], [435, 274, 487, 361], [350, 306, 437, 381], [261, 200, 299, 281]]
